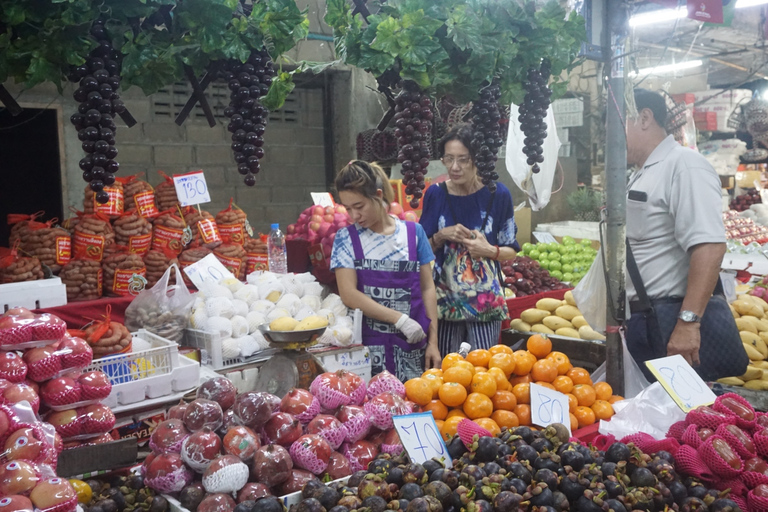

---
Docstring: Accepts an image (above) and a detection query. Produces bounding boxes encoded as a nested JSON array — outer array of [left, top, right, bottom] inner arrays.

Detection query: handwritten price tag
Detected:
[[392, 412, 452, 466], [311, 192, 335, 207], [182, 253, 236, 289], [173, 170, 211, 207], [646, 355, 716, 412], [530, 383, 571, 436]]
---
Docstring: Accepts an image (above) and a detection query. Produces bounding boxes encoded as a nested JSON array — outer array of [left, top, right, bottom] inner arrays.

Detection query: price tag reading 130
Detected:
[[646, 354, 716, 412], [392, 412, 452, 466], [530, 383, 571, 436], [173, 170, 211, 207]]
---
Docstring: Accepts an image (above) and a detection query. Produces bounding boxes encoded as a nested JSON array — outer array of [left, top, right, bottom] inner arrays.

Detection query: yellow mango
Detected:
[[270, 317, 299, 331], [509, 319, 532, 332], [294, 315, 329, 331], [536, 298, 564, 312], [564, 291, 577, 307], [733, 299, 764, 318], [741, 366, 764, 381], [730, 304, 740, 319], [521, 309, 550, 325], [741, 331, 768, 358], [578, 325, 606, 341], [555, 327, 581, 339], [555, 305, 581, 321], [717, 377, 745, 386], [530, 324, 555, 335], [743, 342, 764, 361], [744, 379, 768, 390], [543, 316, 573, 331], [736, 317, 760, 334], [571, 316, 589, 329]]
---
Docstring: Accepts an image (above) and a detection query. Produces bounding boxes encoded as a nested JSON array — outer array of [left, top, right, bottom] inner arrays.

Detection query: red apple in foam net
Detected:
[[183, 399, 223, 433], [197, 494, 236, 512], [0, 461, 40, 496], [251, 444, 293, 487], [280, 388, 320, 423], [277, 469, 318, 496], [366, 428, 388, 449], [381, 428, 404, 456], [143, 453, 194, 493], [46, 409, 82, 438], [262, 412, 302, 446], [237, 482, 271, 503], [364, 392, 409, 430], [23, 380, 37, 394], [56, 337, 92, 369], [22, 347, 61, 383], [167, 401, 188, 421], [149, 419, 189, 454], [289, 434, 332, 475], [53, 433, 62, 454], [338, 370, 366, 406], [40, 377, 81, 407], [0, 495, 34, 512], [0, 407, 11, 442], [79, 403, 115, 434], [91, 433, 115, 445], [3, 383, 39, 413], [4, 308, 33, 319], [4, 427, 48, 463], [0, 353, 26, 383], [77, 371, 111, 401], [30, 314, 67, 342], [181, 427, 222, 473], [366, 370, 405, 399], [309, 372, 351, 410], [29, 477, 77, 512], [233, 392, 277, 431], [343, 440, 379, 472], [223, 426, 260, 462], [306, 414, 347, 450], [202, 454, 250, 494], [324, 451, 352, 480], [336, 405, 371, 443], [311, 206, 325, 217], [196, 377, 237, 411]]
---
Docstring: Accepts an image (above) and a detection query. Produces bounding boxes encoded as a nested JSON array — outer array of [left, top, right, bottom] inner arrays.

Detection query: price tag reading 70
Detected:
[[530, 383, 571, 436], [392, 412, 452, 466], [173, 170, 211, 207]]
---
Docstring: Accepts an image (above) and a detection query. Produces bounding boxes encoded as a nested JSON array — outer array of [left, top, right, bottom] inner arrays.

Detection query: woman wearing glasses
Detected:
[[420, 124, 520, 355], [331, 160, 442, 380]]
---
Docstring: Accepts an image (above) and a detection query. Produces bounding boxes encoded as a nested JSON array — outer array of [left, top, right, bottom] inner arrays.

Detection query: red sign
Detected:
[[687, 0, 723, 24]]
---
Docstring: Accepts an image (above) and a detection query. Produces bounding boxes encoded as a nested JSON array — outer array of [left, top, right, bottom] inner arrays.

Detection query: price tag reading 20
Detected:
[[173, 170, 211, 207], [392, 412, 452, 466]]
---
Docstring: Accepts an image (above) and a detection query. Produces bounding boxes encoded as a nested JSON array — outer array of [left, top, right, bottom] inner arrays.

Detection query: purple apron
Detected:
[[347, 221, 430, 381]]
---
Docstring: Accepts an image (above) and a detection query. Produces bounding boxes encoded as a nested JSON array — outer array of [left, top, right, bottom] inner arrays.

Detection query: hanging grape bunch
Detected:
[[518, 59, 553, 174], [221, 47, 276, 187], [68, 19, 124, 204], [395, 83, 434, 209], [469, 82, 504, 192]]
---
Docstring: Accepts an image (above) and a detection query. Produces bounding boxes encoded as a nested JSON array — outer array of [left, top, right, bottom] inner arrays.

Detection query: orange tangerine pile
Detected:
[[404, 334, 624, 441]]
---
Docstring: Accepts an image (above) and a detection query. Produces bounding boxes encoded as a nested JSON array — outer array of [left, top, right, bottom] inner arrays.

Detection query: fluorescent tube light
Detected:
[[629, 6, 687, 27], [736, 0, 768, 7], [629, 59, 704, 77]]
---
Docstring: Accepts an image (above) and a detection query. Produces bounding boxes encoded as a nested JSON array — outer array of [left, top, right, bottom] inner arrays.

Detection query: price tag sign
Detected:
[[646, 355, 716, 412], [392, 412, 452, 466], [530, 383, 571, 436], [173, 170, 211, 207], [311, 192, 335, 207], [533, 231, 558, 244], [182, 253, 236, 289]]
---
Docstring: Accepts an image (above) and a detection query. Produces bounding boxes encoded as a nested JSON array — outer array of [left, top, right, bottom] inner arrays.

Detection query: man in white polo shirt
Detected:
[[624, 89, 747, 381]]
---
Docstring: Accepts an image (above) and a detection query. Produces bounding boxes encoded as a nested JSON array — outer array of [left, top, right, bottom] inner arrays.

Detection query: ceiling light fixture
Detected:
[[629, 59, 704, 77], [629, 6, 687, 27]]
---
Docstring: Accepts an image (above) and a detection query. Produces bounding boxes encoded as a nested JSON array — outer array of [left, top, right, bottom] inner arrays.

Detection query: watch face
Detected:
[[680, 311, 697, 322]]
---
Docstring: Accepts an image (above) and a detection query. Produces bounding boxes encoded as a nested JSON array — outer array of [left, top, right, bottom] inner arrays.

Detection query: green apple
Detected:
[[580, 238, 592, 246], [550, 270, 563, 280], [572, 245, 583, 253], [562, 236, 575, 245], [558, 245, 568, 255], [537, 243, 548, 252], [539, 251, 549, 261], [561, 254, 573, 264], [562, 263, 574, 273], [522, 242, 534, 254], [547, 242, 559, 252], [529, 250, 540, 260], [563, 272, 574, 282], [549, 261, 562, 271], [539, 260, 550, 270], [549, 252, 561, 261]]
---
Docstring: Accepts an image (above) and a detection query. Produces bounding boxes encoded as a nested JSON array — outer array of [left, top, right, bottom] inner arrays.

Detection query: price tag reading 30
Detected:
[[392, 412, 451, 466], [530, 383, 571, 436], [646, 354, 716, 412], [173, 170, 211, 207]]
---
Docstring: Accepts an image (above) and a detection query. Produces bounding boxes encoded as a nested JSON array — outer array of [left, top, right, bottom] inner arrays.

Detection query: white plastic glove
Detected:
[[395, 314, 426, 344]]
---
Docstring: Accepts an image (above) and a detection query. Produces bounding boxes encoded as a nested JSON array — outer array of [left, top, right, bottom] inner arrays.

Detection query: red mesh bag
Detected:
[[748, 489, 768, 511], [457, 419, 492, 448], [714, 393, 757, 430], [714, 477, 749, 499], [620, 433, 679, 455], [667, 421, 687, 441], [675, 444, 715, 481], [716, 424, 757, 460], [754, 429, 768, 459], [743, 471, 768, 489], [699, 435, 744, 480], [681, 424, 704, 449], [590, 434, 616, 452], [687, 406, 737, 430], [732, 495, 748, 511]]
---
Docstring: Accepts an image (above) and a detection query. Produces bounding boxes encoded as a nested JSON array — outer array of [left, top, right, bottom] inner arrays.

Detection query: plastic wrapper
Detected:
[[276, 470, 316, 496], [306, 414, 346, 450], [202, 455, 249, 494], [0, 353, 27, 383], [1, 383, 40, 414], [44, 404, 115, 440], [222, 426, 260, 462], [196, 493, 236, 512], [143, 248, 179, 289], [154, 172, 180, 212], [8, 212, 45, 249], [598, 382, 685, 440], [233, 392, 278, 431], [366, 370, 405, 399], [0, 310, 67, 350], [279, 388, 320, 425], [21, 220, 71, 274], [125, 264, 192, 343], [82, 309, 132, 358], [118, 174, 159, 219], [101, 245, 147, 298], [0, 460, 42, 496], [3, 424, 58, 466], [72, 213, 115, 262], [251, 444, 293, 487], [142, 452, 194, 494], [183, 399, 224, 433], [215, 200, 249, 246], [83, 182, 124, 219], [152, 210, 188, 255], [183, 207, 222, 249], [59, 257, 102, 302], [261, 412, 302, 446], [364, 392, 410, 430], [337, 405, 371, 443], [0, 244, 44, 285], [40, 371, 111, 409], [324, 451, 352, 480], [28, 477, 78, 512], [113, 210, 152, 257], [342, 440, 379, 473], [149, 419, 189, 454], [181, 427, 223, 473], [213, 242, 246, 281], [309, 372, 352, 410]]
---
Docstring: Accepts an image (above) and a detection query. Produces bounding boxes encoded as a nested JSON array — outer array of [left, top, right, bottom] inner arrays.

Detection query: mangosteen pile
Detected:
[[82, 475, 169, 512]]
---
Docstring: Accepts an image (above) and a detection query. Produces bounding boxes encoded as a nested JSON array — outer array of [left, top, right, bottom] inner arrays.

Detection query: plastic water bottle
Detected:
[[267, 223, 288, 274], [458, 342, 471, 358]]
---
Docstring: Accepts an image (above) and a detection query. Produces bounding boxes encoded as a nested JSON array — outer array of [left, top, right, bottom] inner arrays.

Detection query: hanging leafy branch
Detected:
[[0, 0, 309, 108], [324, 0, 585, 105]]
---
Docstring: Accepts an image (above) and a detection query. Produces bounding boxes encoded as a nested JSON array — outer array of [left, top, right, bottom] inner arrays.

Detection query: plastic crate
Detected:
[[184, 328, 276, 370], [312, 345, 372, 381], [0, 277, 67, 311]]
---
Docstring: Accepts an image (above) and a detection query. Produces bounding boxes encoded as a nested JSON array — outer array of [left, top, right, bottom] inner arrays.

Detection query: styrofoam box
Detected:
[[312, 344, 372, 381], [553, 97, 584, 114], [535, 221, 601, 241], [554, 111, 583, 128], [558, 142, 571, 158], [0, 277, 66, 311]]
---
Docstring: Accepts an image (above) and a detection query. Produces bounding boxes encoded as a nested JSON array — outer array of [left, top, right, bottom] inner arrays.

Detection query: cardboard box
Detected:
[[694, 111, 717, 131]]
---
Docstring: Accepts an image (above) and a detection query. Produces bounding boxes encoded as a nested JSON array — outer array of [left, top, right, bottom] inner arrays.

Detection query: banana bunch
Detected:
[[718, 294, 768, 390], [510, 291, 605, 341]]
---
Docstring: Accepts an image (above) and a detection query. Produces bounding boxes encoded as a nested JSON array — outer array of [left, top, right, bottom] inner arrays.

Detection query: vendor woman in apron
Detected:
[[330, 160, 441, 381]]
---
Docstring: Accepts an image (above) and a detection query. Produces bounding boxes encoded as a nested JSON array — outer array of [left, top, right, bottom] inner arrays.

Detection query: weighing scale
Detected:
[[253, 325, 329, 395]]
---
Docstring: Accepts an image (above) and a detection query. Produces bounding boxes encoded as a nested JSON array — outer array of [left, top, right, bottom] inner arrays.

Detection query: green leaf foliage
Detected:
[[0, 0, 308, 106], [325, 0, 585, 103]]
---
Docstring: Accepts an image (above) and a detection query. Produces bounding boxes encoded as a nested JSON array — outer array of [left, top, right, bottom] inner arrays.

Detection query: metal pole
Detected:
[[603, 0, 628, 396]]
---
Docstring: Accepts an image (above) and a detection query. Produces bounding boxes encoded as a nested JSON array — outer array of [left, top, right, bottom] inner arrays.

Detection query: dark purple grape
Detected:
[[95, 190, 110, 204], [238, 163, 250, 175], [112, 99, 125, 113], [103, 173, 115, 185], [234, 152, 247, 163], [92, 153, 108, 167], [106, 160, 119, 173], [90, 180, 105, 192], [232, 142, 244, 152], [91, 166, 106, 180], [79, 156, 93, 171], [82, 141, 96, 153], [244, 173, 257, 186]]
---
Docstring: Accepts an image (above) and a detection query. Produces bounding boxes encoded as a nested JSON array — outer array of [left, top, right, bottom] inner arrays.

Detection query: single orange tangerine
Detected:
[[491, 390, 518, 411], [489, 345, 514, 356], [513, 350, 536, 376], [531, 359, 558, 383], [464, 392, 494, 419], [534, 381, 556, 391], [440, 416, 463, 440], [591, 400, 614, 421], [552, 375, 574, 394], [492, 410, 520, 429], [509, 374, 532, 386], [441, 353, 464, 371], [512, 383, 531, 405], [422, 373, 444, 398], [474, 417, 501, 436], [424, 399, 448, 420], [566, 393, 579, 413], [574, 406, 596, 428], [546, 351, 572, 375], [594, 382, 613, 401], [404, 378, 433, 406], [572, 384, 597, 407], [438, 382, 468, 407], [446, 409, 468, 419], [489, 353, 516, 378], [567, 367, 593, 386], [514, 404, 532, 426], [443, 366, 473, 389], [470, 372, 498, 398], [527, 334, 552, 358], [466, 349, 491, 367]]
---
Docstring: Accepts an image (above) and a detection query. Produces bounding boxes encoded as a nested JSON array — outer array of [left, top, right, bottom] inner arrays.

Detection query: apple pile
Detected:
[[145, 372, 411, 510], [286, 205, 352, 257], [0, 308, 68, 349], [730, 188, 762, 212], [723, 210, 768, 245], [500, 256, 569, 297]]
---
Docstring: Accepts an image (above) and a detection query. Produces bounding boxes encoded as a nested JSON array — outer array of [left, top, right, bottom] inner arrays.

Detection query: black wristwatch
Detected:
[[678, 310, 701, 323]]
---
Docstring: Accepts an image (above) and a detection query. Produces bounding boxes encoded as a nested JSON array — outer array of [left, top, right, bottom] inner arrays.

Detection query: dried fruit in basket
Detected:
[[113, 210, 152, 256], [118, 174, 159, 219], [72, 212, 114, 262], [83, 182, 124, 218], [183, 207, 222, 249], [59, 257, 102, 302], [213, 240, 246, 281], [22, 220, 71, 274], [215, 200, 249, 245], [8, 212, 44, 248], [152, 209, 189, 255], [102, 245, 147, 297], [154, 171, 180, 212], [0, 243, 44, 284]]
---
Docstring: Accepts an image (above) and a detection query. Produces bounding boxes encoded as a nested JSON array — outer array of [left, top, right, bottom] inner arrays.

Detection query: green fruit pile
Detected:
[[519, 237, 597, 285]]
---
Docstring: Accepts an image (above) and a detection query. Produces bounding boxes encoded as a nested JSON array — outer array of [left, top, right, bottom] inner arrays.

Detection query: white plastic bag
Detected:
[[505, 104, 561, 211], [125, 264, 194, 342], [598, 382, 685, 440], [591, 329, 651, 399], [572, 248, 607, 333]]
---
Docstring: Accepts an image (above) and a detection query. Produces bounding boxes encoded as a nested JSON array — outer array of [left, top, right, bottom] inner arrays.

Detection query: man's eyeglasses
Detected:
[[441, 156, 472, 168]]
